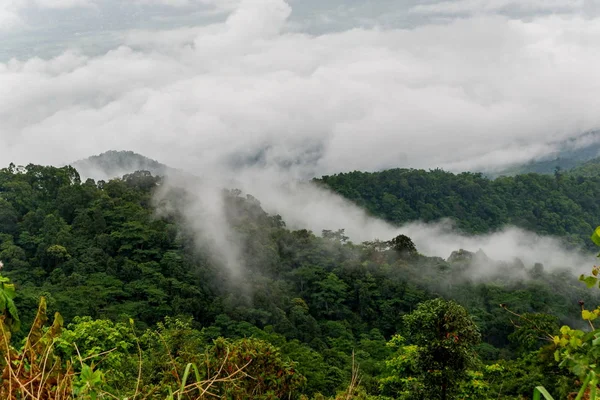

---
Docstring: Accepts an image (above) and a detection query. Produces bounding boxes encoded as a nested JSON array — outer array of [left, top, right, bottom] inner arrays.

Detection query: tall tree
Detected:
[[402, 298, 481, 400]]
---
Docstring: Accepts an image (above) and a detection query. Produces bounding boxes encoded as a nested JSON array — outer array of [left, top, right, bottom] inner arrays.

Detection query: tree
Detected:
[[322, 229, 349, 243], [0, 199, 18, 235], [56, 317, 138, 393], [401, 298, 481, 400], [387, 234, 417, 257], [379, 335, 424, 398], [312, 273, 349, 318], [317, 169, 600, 251], [550, 226, 600, 399]]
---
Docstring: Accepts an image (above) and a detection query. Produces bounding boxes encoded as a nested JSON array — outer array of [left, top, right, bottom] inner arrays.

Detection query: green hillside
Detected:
[[0, 163, 598, 399], [567, 157, 600, 177], [316, 168, 600, 250]]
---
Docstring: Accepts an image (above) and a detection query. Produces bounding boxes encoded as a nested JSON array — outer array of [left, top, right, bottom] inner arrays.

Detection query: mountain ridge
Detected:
[[492, 130, 600, 177], [69, 150, 176, 181]]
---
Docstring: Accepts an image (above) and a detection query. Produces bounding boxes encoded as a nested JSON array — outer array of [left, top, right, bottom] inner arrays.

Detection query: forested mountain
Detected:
[[71, 150, 176, 180], [567, 157, 600, 177], [0, 162, 598, 399], [317, 169, 600, 250], [493, 131, 600, 176]]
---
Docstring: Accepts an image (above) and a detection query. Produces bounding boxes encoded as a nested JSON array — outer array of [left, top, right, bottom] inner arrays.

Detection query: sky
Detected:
[[1, 0, 600, 176]]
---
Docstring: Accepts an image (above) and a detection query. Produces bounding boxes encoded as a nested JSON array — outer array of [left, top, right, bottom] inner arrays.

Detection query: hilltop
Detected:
[[70, 150, 176, 180]]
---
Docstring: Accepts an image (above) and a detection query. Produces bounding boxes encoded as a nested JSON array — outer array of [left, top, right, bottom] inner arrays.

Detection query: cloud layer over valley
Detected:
[[2, 0, 600, 176]]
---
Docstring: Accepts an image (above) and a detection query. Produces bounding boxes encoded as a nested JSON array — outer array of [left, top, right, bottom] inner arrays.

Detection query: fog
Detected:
[[247, 173, 597, 274], [2, 0, 600, 175], [147, 165, 598, 278]]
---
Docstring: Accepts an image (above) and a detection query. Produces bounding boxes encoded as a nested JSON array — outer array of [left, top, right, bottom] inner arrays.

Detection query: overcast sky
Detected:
[[1, 0, 600, 176]]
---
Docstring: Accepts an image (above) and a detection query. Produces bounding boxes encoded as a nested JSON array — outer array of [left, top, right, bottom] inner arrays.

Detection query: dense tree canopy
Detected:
[[316, 168, 600, 249], [0, 163, 597, 398]]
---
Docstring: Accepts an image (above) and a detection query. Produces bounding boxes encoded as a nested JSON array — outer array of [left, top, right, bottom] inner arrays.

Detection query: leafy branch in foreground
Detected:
[[0, 270, 309, 400], [0, 294, 73, 400], [544, 226, 600, 399], [497, 226, 600, 399]]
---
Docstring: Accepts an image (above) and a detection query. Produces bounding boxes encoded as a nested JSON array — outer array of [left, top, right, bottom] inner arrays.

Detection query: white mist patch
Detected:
[[227, 169, 596, 275], [154, 174, 247, 279], [238, 177, 399, 243], [401, 221, 595, 274]]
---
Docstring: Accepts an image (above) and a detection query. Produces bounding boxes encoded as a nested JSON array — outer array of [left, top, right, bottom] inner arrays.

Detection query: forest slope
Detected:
[[0, 163, 597, 398], [316, 169, 600, 249]]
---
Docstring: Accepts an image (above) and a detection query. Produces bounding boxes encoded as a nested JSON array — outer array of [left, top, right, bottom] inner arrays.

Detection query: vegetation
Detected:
[[568, 157, 600, 178], [379, 299, 481, 399], [317, 168, 600, 249], [0, 162, 599, 398]]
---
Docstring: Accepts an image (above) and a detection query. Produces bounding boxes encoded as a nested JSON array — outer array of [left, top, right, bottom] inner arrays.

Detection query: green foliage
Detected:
[[386, 235, 417, 258], [1, 162, 598, 398], [56, 316, 138, 393], [379, 335, 424, 398], [72, 363, 105, 400], [592, 226, 600, 246], [317, 169, 600, 249], [508, 313, 559, 353], [207, 337, 306, 399], [537, 226, 600, 400], [138, 316, 207, 396], [400, 299, 481, 400], [456, 364, 503, 399], [0, 274, 20, 333], [533, 386, 556, 400], [568, 157, 600, 178]]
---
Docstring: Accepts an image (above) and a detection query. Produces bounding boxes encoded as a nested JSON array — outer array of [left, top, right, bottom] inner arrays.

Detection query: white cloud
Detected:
[[0, 9, 23, 32], [0, 0, 25, 31], [0, 0, 600, 176], [155, 166, 598, 278]]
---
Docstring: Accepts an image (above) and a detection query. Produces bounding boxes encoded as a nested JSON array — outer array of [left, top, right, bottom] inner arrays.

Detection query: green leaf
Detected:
[[533, 386, 555, 400], [178, 363, 193, 400], [580, 275, 598, 288], [2, 283, 15, 299], [583, 310, 598, 321], [592, 226, 600, 247]]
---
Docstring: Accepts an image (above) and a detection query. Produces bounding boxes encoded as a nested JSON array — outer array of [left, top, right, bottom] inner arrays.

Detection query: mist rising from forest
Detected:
[[153, 173, 247, 280], [152, 166, 596, 280], [252, 176, 595, 275]]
